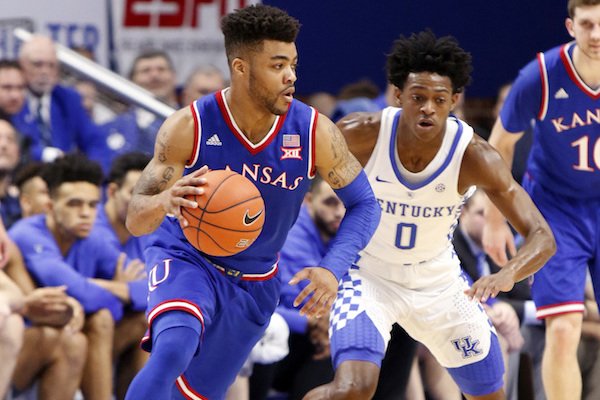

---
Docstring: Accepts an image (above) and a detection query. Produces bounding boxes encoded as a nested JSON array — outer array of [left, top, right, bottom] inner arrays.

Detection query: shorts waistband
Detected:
[[209, 261, 278, 281]]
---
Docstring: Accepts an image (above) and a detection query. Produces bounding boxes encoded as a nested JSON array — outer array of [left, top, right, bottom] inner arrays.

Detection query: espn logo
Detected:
[[124, 0, 248, 28]]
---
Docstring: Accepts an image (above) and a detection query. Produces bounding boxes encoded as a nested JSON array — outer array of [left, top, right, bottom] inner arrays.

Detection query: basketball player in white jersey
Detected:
[[303, 31, 556, 400]]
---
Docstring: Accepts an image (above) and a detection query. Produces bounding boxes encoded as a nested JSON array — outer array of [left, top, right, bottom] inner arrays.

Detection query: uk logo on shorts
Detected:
[[451, 336, 482, 358]]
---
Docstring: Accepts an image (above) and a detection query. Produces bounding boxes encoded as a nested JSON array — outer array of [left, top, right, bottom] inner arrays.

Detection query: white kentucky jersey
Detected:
[[358, 107, 474, 274]]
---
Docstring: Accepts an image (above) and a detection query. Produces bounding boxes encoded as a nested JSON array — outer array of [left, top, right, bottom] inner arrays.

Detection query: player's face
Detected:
[[307, 181, 345, 239], [21, 47, 59, 95], [132, 56, 177, 101], [0, 120, 20, 172], [0, 68, 26, 115], [50, 182, 100, 239], [110, 170, 142, 223], [247, 40, 298, 115], [20, 176, 51, 218], [567, 5, 600, 60], [396, 72, 459, 142]]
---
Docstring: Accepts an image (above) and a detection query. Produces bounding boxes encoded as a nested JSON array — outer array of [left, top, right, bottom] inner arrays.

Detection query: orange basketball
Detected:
[[181, 169, 265, 257]]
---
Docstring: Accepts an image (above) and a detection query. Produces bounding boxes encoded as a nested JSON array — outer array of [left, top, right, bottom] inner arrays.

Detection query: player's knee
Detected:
[[331, 379, 377, 400], [60, 331, 88, 371], [85, 308, 115, 338], [152, 326, 199, 373], [546, 315, 582, 347]]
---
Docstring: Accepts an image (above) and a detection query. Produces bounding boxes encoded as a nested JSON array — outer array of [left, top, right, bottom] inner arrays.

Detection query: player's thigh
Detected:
[[13, 326, 62, 390], [524, 175, 592, 311], [400, 277, 495, 367], [144, 253, 220, 351], [175, 276, 281, 399], [329, 268, 396, 370]]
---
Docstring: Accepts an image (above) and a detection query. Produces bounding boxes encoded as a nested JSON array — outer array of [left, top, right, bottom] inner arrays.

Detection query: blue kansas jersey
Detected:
[[150, 89, 317, 274], [500, 42, 600, 198]]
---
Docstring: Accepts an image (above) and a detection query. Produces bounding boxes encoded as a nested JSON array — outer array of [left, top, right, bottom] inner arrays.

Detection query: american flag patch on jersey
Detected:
[[283, 134, 300, 147]]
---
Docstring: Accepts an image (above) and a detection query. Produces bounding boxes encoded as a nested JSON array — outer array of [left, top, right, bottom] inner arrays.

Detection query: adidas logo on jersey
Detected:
[[554, 88, 569, 99], [206, 134, 222, 146]]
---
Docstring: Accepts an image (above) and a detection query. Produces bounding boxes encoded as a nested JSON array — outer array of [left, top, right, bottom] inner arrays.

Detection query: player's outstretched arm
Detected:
[[483, 119, 526, 265], [460, 136, 556, 302], [126, 108, 208, 236], [289, 116, 380, 319]]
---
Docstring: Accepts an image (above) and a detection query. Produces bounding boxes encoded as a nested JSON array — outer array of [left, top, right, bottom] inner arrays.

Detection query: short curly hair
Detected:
[[42, 153, 103, 197], [221, 4, 300, 63], [386, 30, 472, 94], [107, 152, 151, 186]]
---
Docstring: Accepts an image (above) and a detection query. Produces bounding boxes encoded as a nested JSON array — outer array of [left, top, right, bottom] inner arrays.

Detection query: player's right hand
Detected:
[[289, 267, 338, 319], [482, 219, 516, 266], [160, 165, 209, 227]]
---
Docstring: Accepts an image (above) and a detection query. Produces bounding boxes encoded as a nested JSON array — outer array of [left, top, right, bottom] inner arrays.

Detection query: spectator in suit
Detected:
[[13, 36, 109, 168]]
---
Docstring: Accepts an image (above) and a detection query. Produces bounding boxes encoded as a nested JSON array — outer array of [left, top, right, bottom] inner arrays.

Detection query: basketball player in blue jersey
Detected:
[[484, 1, 600, 398], [303, 31, 556, 400], [124, 5, 380, 400]]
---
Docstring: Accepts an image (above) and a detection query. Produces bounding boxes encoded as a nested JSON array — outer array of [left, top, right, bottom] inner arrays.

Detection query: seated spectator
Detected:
[[97, 151, 151, 398], [12, 36, 109, 168], [14, 161, 50, 218], [8, 153, 146, 400], [0, 119, 22, 228], [181, 64, 226, 106], [0, 60, 27, 122], [102, 50, 178, 163], [2, 236, 87, 399]]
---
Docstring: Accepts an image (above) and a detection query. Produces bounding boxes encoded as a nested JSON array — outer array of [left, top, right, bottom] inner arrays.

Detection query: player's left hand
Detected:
[[465, 268, 515, 303], [289, 267, 338, 319]]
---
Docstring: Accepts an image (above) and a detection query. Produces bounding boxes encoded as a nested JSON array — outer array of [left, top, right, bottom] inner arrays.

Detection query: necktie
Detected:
[[476, 252, 490, 278], [36, 101, 52, 147]]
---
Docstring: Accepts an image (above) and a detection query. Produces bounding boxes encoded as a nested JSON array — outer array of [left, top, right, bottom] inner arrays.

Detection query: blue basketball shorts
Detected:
[[142, 244, 281, 400], [523, 174, 600, 319]]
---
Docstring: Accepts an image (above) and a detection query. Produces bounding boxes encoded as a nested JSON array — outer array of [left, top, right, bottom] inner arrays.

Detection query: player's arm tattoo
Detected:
[[326, 124, 362, 188], [134, 166, 175, 196]]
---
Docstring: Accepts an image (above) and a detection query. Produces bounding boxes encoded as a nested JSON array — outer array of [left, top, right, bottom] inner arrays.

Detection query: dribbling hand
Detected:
[[465, 267, 516, 303], [289, 267, 338, 319], [159, 165, 209, 227]]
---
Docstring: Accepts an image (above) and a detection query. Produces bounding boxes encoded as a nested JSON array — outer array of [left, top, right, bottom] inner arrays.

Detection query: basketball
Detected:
[[181, 169, 265, 257]]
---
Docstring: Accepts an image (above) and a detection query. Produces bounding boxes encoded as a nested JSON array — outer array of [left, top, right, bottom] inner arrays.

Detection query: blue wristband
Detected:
[[319, 170, 381, 281]]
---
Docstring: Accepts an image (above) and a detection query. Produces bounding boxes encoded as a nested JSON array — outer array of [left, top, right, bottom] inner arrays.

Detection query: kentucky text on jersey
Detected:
[[224, 163, 304, 191], [377, 198, 456, 218], [551, 108, 600, 133]]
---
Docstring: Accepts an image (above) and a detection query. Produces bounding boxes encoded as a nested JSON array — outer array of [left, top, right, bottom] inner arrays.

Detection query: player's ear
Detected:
[[565, 18, 575, 38], [106, 182, 118, 198], [450, 93, 461, 110], [393, 86, 403, 107], [231, 58, 246, 77]]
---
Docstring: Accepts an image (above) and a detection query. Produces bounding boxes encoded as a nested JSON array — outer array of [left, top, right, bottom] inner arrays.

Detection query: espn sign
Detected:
[[124, 0, 248, 28]]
